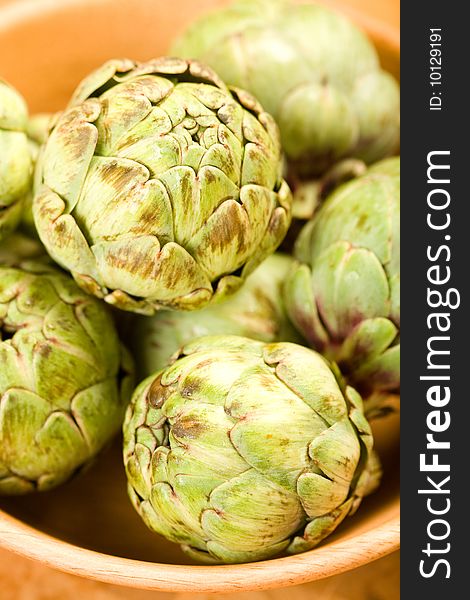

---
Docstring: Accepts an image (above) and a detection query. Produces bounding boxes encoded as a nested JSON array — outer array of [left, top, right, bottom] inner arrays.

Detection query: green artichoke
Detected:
[[284, 158, 400, 397], [172, 0, 400, 178], [133, 254, 303, 376], [123, 335, 380, 564], [33, 57, 291, 315], [0, 79, 33, 242], [0, 261, 134, 495]]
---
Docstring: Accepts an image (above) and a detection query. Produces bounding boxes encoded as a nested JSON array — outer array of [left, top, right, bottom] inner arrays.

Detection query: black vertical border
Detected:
[[401, 2, 466, 596]]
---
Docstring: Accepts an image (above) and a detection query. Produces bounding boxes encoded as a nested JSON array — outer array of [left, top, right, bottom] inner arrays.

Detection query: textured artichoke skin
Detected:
[[0, 80, 33, 242], [123, 335, 380, 564], [33, 57, 292, 315], [284, 157, 400, 397], [172, 0, 400, 178], [133, 254, 303, 376], [0, 261, 134, 495]]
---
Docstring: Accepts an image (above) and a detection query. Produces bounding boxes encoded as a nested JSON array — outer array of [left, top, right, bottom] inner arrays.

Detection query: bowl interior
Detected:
[[0, 0, 399, 590]]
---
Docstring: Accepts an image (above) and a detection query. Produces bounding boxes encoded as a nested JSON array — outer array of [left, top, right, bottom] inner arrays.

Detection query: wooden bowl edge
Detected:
[[0, 507, 399, 592]]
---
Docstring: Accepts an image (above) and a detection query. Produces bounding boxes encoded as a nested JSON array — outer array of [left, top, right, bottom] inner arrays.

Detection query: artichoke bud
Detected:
[[285, 157, 400, 398], [0, 261, 134, 495], [33, 57, 292, 314], [123, 335, 380, 564]]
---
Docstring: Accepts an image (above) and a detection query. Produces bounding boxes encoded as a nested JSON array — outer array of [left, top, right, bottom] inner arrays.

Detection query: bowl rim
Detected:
[[0, 508, 399, 592]]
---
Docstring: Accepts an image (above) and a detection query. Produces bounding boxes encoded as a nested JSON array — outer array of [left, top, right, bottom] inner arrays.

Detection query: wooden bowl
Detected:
[[0, 0, 399, 592]]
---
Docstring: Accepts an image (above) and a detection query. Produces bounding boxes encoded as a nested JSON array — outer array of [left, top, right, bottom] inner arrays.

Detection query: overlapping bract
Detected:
[[0, 80, 33, 241], [133, 254, 303, 376], [0, 262, 134, 495], [172, 0, 400, 177], [284, 158, 400, 397], [33, 57, 291, 315], [124, 335, 380, 564]]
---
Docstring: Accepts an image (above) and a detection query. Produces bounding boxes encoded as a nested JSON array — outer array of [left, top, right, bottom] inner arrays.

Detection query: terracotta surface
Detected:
[[0, 0, 400, 594]]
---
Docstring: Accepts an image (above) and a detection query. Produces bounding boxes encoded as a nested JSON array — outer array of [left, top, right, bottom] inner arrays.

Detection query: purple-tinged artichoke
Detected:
[[284, 157, 400, 398], [0, 261, 134, 494]]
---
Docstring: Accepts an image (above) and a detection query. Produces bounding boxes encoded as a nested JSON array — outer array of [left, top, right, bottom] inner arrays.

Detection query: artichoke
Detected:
[[0, 79, 33, 242], [284, 157, 400, 397], [33, 57, 291, 315], [123, 335, 380, 564], [172, 0, 400, 178], [133, 253, 303, 376], [0, 261, 134, 495]]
